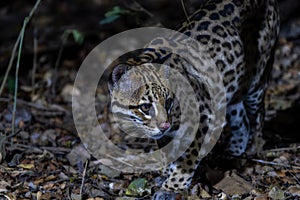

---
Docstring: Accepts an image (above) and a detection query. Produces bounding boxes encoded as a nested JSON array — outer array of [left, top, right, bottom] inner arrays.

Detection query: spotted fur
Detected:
[[108, 0, 280, 196]]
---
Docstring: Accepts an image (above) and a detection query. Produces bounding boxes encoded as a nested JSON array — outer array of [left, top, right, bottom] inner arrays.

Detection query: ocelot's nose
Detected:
[[159, 122, 171, 132]]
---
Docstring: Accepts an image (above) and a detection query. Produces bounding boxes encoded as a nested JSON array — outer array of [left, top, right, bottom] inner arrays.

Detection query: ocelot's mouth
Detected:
[[148, 124, 172, 139], [158, 122, 171, 132]]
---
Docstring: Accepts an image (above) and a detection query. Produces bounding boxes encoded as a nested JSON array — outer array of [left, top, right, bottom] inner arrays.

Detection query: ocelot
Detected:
[[108, 0, 280, 198]]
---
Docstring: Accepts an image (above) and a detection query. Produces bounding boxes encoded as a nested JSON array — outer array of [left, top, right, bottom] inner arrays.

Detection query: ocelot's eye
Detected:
[[139, 103, 152, 114], [165, 98, 173, 111]]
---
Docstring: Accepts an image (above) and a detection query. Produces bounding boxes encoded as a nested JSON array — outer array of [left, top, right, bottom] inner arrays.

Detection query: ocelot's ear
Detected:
[[108, 64, 131, 91]]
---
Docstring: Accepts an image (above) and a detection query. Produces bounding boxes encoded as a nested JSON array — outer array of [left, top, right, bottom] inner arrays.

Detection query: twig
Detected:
[[288, 171, 300, 185], [40, 146, 71, 153], [32, 25, 38, 94], [1, 128, 24, 161], [132, 0, 155, 18], [0, 97, 67, 112], [0, 34, 21, 97], [252, 158, 300, 170], [6, 144, 43, 154], [6, 129, 22, 139], [51, 34, 67, 99], [130, 0, 163, 27], [80, 160, 89, 199], [0, 0, 42, 97], [8, 0, 42, 136], [51, 29, 78, 99], [12, 22, 27, 135], [266, 145, 300, 152], [6, 143, 71, 154], [180, 0, 192, 30]]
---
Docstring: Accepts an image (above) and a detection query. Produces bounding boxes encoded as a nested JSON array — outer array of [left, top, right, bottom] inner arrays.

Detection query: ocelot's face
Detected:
[[111, 83, 174, 139], [109, 64, 175, 139]]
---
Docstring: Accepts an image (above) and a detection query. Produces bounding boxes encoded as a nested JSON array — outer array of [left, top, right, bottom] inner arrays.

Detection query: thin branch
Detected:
[[131, 0, 163, 26], [80, 160, 89, 199], [180, 0, 192, 30], [0, 0, 42, 97], [0, 97, 67, 112], [132, 0, 155, 18], [0, 33, 21, 97], [12, 17, 27, 135], [32, 26, 38, 95], [252, 158, 300, 170], [51, 34, 67, 99], [267, 145, 300, 152], [4, 0, 42, 135], [6, 143, 71, 154]]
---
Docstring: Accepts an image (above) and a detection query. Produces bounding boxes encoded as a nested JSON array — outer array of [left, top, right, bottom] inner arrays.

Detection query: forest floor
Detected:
[[0, 1, 300, 199]]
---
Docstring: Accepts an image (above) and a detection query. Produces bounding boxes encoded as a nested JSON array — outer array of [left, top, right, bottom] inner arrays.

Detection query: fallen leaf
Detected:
[[288, 185, 300, 197], [66, 144, 91, 166], [98, 165, 121, 178], [125, 178, 148, 197], [268, 186, 285, 200], [17, 163, 35, 170], [0, 180, 10, 193], [214, 171, 254, 195]]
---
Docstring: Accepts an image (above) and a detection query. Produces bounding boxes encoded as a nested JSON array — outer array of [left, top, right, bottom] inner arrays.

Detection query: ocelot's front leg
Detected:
[[153, 141, 201, 200], [153, 115, 216, 199], [244, 47, 277, 155], [226, 101, 251, 156], [226, 88, 265, 156], [244, 86, 266, 155], [161, 140, 201, 191]]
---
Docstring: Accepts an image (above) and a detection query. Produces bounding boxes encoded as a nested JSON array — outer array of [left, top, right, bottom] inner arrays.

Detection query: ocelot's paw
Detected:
[[152, 190, 177, 200]]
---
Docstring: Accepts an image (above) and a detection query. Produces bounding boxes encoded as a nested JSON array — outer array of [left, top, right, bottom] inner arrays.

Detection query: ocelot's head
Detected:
[[108, 63, 175, 139]]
